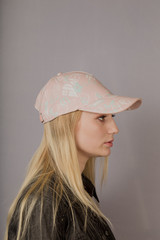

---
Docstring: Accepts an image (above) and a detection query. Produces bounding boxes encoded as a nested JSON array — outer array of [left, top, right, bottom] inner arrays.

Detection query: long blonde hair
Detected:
[[4, 110, 111, 240]]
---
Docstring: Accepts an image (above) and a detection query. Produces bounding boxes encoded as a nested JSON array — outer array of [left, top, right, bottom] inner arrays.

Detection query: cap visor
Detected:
[[79, 95, 142, 114]]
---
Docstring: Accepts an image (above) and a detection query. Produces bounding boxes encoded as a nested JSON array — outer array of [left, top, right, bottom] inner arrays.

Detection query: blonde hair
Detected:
[[4, 110, 111, 240]]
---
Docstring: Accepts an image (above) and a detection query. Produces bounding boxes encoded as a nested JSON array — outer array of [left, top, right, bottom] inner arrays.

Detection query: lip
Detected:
[[105, 139, 114, 143], [104, 142, 113, 147], [104, 140, 114, 147]]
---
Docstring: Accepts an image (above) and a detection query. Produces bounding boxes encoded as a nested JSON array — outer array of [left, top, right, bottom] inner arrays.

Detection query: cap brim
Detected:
[[79, 94, 142, 114]]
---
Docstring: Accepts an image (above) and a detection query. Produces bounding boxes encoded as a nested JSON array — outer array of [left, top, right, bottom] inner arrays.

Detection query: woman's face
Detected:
[[75, 111, 119, 172]]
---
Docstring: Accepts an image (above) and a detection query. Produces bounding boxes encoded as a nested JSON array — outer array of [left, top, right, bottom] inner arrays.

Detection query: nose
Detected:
[[106, 118, 119, 135]]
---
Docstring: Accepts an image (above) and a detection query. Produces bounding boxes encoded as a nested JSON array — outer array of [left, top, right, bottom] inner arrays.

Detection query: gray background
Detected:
[[1, 0, 160, 239]]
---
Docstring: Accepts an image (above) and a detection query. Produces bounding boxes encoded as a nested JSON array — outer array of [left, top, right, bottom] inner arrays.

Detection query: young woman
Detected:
[[4, 71, 142, 240]]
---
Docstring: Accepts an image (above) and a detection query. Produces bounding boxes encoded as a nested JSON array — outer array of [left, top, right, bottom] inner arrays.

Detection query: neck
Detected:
[[78, 153, 89, 173]]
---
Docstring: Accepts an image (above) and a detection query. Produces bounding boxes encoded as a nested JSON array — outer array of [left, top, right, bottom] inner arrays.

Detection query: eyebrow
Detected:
[[95, 113, 107, 116], [95, 113, 114, 117]]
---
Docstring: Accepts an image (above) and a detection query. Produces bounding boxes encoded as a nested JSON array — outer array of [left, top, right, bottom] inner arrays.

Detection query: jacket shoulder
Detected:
[[8, 176, 70, 239]]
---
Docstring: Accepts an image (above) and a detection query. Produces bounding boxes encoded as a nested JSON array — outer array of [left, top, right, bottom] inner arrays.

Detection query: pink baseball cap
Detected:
[[34, 71, 142, 123]]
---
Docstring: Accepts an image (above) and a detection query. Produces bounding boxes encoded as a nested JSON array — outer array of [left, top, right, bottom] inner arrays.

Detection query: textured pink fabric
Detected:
[[34, 71, 142, 123]]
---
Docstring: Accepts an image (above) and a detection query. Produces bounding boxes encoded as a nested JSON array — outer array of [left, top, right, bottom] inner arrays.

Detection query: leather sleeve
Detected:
[[8, 196, 66, 240], [65, 205, 116, 240], [26, 198, 56, 240], [65, 205, 90, 240]]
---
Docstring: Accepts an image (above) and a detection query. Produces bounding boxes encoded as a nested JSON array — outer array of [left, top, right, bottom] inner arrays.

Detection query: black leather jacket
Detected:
[[8, 174, 116, 240]]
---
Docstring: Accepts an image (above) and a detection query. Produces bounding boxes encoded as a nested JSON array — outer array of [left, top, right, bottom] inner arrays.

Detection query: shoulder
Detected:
[[8, 175, 70, 239]]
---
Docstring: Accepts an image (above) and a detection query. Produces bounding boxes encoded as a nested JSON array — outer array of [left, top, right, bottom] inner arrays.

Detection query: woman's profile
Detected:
[[4, 71, 142, 239]]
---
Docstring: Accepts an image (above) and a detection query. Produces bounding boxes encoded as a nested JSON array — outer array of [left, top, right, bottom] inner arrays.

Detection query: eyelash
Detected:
[[98, 114, 116, 121]]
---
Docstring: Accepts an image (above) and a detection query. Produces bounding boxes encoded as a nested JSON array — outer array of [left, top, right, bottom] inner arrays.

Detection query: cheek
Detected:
[[75, 122, 102, 149]]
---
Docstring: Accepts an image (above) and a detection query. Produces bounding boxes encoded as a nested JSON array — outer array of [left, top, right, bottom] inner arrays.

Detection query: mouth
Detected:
[[105, 139, 114, 143], [104, 139, 114, 147]]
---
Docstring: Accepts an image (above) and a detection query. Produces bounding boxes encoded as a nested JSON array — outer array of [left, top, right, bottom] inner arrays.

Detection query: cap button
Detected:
[[57, 72, 62, 76]]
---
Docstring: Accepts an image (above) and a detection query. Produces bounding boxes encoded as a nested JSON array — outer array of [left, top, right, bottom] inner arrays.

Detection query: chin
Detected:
[[103, 150, 111, 157], [97, 151, 111, 158]]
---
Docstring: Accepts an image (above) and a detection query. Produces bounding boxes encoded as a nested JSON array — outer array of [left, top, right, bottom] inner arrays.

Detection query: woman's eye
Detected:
[[98, 114, 115, 121], [98, 115, 106, 121]]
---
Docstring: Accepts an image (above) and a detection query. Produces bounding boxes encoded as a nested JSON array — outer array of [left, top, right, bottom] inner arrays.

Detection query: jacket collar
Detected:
[[82, 174, 99, 202]]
